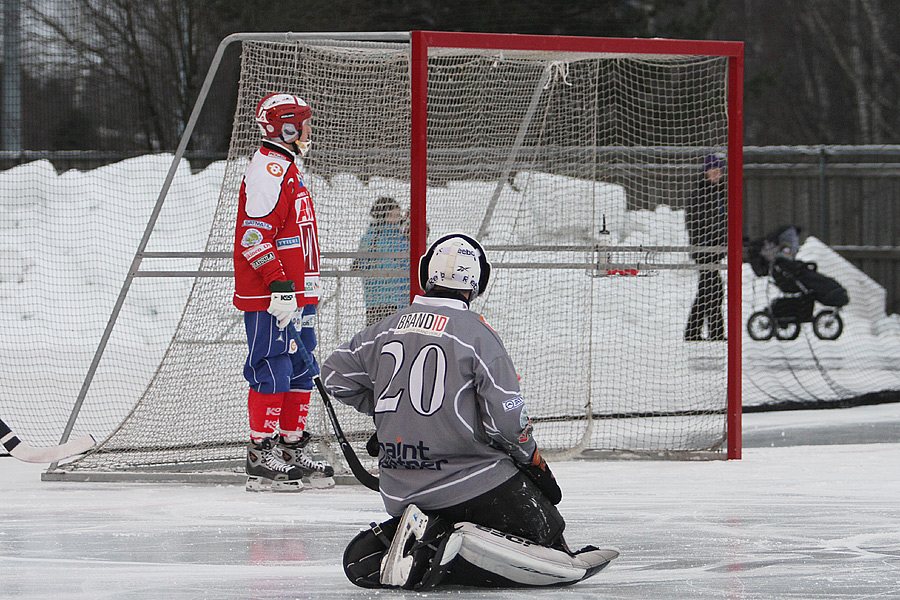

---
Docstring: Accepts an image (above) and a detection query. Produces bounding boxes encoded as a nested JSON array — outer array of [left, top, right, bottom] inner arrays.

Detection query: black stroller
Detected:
[[745, 227, 849, 341]]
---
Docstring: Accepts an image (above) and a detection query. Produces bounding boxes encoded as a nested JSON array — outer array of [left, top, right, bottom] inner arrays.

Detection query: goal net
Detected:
[[47, 32, 743, 479]]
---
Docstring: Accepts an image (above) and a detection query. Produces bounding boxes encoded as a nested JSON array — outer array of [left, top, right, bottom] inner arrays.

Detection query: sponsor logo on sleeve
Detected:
[[394, 312, 449, 336], [242, 219, 273, 230], [502, 395, 525, 412], [276, 236, 301, 249], [241, 228, 264, 248], [304, 276, 320, 299], [266, 162, 284, 177], [251, 252, 275, 270], [242, 242, 273, 260], [518, 407, 533, 442]]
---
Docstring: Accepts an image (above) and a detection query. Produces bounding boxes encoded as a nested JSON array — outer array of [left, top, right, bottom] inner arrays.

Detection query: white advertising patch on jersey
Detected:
[[242, 241, 272, 260], [502, 395, 525, 412], [304, 275, 320, 300], [242, 219, 272, 230], [250, 252, 275, 270], [394, 312, 449, 336], [241, 229, 264, 248], [244, 151, 290, 218], [276, 236, 301, 249]]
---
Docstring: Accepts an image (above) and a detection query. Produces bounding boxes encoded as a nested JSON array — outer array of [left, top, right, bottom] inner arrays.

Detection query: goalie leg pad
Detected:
[[452, 522, 618, 587], [343, 518, 399, 588]]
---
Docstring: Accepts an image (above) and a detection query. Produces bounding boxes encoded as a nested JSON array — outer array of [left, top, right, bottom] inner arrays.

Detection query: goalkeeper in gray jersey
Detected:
[[321, 233, 617, 591]]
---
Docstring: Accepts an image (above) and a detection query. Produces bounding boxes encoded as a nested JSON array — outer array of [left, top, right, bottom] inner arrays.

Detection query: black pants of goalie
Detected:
[[343, 471, 568, 588]]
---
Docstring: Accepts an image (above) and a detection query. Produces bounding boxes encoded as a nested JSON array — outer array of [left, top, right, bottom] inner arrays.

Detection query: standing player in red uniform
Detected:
[[233, 92, 334, 492]]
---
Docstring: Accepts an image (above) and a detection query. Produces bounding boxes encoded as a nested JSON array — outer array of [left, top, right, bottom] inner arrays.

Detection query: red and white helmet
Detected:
[[255, 93, 311, 143]]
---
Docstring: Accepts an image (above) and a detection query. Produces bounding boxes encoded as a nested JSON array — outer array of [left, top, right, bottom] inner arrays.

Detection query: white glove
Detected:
[[267, 280, 297, 329]]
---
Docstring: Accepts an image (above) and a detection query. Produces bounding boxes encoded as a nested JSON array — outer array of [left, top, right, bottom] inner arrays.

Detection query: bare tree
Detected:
[[712, 0, 900, 144], [24, 0, 231, 151]]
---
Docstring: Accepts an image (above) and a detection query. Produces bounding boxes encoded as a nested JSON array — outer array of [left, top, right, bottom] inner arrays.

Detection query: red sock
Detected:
[[279, 389, 311, 442], [248, 388, 284, 442]]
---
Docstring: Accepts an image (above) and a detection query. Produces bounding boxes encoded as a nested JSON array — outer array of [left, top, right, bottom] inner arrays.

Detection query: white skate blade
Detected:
[[302, 475, 336, 489], [380, 504, 429, 587], [246, 476, 304, 493]]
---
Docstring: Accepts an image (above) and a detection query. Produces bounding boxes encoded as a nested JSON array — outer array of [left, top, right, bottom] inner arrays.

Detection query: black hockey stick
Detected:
[[0, 417, 95, 463], [313, 375, 380, 492], [287, 324, 379, 491]]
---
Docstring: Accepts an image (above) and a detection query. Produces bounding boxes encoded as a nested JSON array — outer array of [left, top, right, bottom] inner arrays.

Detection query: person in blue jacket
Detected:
[[356, 197, 410, 326]]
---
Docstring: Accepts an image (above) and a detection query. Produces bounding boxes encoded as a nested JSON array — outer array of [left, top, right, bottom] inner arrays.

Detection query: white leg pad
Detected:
[[453, 523, 618, 587]]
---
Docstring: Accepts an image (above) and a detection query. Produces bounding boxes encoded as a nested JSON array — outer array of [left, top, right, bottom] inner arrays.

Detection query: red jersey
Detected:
[[233, 142, 320, 311]]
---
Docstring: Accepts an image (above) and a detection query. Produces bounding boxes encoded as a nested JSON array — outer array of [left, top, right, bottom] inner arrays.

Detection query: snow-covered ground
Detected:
[[2, 156, 898, 456], [2, 403, 899, 599]]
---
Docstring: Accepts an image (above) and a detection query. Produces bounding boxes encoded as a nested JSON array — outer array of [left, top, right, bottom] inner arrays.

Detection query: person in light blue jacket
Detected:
[[356, 196, 410, 326]]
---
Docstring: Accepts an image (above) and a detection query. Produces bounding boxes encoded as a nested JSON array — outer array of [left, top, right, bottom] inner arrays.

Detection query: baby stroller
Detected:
[[745, 227, 849, 341]]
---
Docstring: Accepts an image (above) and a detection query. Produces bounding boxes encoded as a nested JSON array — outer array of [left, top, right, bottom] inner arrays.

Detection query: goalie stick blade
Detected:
[[1, 418, 96, 463]]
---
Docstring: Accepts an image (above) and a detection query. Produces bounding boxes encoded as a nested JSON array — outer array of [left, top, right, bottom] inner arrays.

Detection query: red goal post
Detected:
[[41, 31, 745, 483], [408, 32, 744, 459]]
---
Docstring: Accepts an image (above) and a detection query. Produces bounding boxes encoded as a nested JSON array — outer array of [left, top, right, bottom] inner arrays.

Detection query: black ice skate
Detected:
[[246, 437, 304, 492], [278, 432, 335, 489]]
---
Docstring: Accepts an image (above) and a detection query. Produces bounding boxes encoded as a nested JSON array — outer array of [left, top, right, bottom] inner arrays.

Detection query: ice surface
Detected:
[[2, 403, 899, 599]]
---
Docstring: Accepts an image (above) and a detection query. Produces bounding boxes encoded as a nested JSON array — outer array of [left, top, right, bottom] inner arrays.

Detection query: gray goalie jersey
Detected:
[[321, 295, 537, 516]]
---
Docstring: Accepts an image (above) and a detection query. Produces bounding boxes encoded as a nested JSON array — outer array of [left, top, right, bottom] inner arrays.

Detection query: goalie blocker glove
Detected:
[[267, 280, 297, 329], [518, 448, 562, 505]]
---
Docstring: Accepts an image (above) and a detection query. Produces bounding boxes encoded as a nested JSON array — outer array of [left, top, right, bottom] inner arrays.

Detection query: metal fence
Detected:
[[744, 146, 900, 315]]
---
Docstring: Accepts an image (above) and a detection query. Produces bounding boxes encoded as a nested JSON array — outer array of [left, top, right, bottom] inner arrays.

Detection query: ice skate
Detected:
[[278, 432, 335, 489], [246, 437, 304, 492], [378, 504, 454, 589]]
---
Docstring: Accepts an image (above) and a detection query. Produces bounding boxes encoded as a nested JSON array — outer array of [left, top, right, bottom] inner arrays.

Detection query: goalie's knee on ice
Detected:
[[378, 504, 455, 590], [343, 517, 399, 588], [345, 504, 455, 590]]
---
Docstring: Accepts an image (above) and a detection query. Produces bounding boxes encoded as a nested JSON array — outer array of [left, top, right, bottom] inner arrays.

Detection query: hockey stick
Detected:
[[313, 375, 380, 492], [0, 418, 95, 463], [287, 324, 380, 491]]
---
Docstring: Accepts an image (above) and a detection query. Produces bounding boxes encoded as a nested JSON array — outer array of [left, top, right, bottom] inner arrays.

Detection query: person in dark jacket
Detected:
[[684, 153, 727, 341]]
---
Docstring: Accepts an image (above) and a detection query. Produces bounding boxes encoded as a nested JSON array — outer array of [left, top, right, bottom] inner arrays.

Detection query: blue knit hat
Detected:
[[703, 152, 725, 172]]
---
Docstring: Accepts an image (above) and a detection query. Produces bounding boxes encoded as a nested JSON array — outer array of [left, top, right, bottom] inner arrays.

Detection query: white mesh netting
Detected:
[[19, 36, 736, 476]]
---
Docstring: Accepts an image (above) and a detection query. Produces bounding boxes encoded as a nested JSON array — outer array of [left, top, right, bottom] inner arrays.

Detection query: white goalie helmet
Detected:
[[418, 233, 491, 298]]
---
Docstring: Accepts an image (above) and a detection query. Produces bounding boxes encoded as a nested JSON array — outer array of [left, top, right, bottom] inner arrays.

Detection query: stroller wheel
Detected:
[[774, 320, 801, 341], [813, 310, 843, 340], [747, 311, 774, 341]]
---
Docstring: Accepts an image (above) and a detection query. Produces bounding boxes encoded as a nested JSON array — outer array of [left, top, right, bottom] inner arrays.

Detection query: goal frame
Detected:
[[47, 31, 744, 481], [409, 32, 744, 459]]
